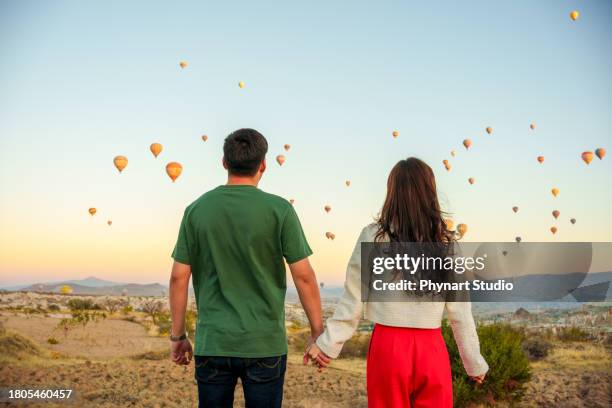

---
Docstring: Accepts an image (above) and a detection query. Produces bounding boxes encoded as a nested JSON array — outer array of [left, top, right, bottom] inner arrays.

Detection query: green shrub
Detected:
[[522, 336, 552, 361], [442, 321, 531, 407], [47, 304, 60, 312], [557, 326, 589, 342], [121, 305, 134, 315], [67, 298, 99, 311], [155, 311, 172, 336], [47, 337, 59, 345]]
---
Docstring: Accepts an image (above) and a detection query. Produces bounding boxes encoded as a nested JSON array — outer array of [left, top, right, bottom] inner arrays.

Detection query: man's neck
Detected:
[[226, 175, 259, 187]]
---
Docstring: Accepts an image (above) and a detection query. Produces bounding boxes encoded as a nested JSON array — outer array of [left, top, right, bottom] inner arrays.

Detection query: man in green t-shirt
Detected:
[[168, 128, 323, 408]]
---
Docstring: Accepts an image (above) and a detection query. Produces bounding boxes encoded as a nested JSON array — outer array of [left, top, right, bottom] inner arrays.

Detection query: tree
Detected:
[[141, 299, 164, 324]]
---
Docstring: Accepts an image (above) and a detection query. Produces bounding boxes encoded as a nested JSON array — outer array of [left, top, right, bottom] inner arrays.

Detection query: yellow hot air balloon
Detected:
[[113, 156, 128, 173], [345, 180, 351, 187], [550, 226, 558, 235], [551, 188, 559, 197], [60, 285, 73, 295], [166, 162, 183, 182], [324, 205, 331, 213], [463, 139, 472, 150], [570, 10, 579, 21], [201, 135, 208, 142], [581, 151, 594, 165], [276, 155, 286, 166], [512, 206, 519, 213], [552, 210, 560, 219], [179, 61, 188, 69], [456, 223, 468, 237], [444, 218, 454, 231], [530, 123, 536, 130], [150, 143, 163, 158], [88, 208, 97, 216], [450, 150, 457, 157], [486, 126, 493, 135], [238, 81, 246, 89], [392, 130, 399, 138], [284, 144, 290, 151], [537, 156, 545, 164], [595, 148, 606, 160], [468, 177, 475, 185], [107, 220, 112, 226], [325, 232, 336, 240]]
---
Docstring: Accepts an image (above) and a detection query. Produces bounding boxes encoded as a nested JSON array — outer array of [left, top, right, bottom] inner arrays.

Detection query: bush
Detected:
[[47, 337, 59, 345], [47, 304, 60, 312], [557, 326, 589, 342], [442, 321, 531, 407], [339, 333, 370, 358], [155, 311, 172, 336], [121, 305, 134, 315], [67, 298, 99, 311], [522, 336, 552, 361]]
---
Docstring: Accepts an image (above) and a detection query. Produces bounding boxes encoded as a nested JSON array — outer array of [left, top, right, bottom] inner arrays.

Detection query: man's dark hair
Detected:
[[223, 128, 268, 176]]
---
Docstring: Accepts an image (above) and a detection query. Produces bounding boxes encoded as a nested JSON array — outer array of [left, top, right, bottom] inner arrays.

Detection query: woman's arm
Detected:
[[315, 227, 369, 358], [445, 301, 489, 377]]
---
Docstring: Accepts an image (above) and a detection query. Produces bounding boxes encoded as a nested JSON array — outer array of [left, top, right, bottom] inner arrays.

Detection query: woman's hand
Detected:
[[304, 340, 332, 369], [470, 373, 486, 384]]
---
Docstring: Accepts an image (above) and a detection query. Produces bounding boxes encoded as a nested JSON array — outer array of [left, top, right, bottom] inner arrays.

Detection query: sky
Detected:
[[0, 1, 611, 286]]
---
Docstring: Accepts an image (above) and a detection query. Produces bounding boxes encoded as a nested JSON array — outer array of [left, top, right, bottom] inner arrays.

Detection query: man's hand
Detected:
[[170, 338, 193, 365], [303, 339, 332, 370]]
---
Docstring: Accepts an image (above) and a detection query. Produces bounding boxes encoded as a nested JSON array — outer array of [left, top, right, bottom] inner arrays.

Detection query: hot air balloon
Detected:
[[283, 144, 290, 152], [166, 162, 183, 182], [179, 61, 188, 69], [150, 143, 163, 158], [512, 206, 519, 213], [324, 205, 331, 213], [537, 156, 544, 164], [60, 285, 73, 295], [456, 223, 467, 237], [468, 177, 475, 185], [345, 180, 351, 187], [502, 251, 508, 256], [392, 131, 399, 138], [516, 237, 522, 243], [276, 155, 286, 166], [320, 282, 324, 289], [595, 148, 606, 160], [570, 218, 576, 225], [238, 81, 245, 89], [581, 151, 594, 165], [201, 135, 208, 142], [550, 226, 558, 235], [444, 218, 454, 231], [530, 123, 536, 130], [289, 199, 295, 205], [570, 10, 579, 21], [325, 232, 336, 240], [551, 188, 559, 197], [552, 210, 560, 219], [88, 208, 97, 216], [113, 156, 128, 173], [450, 150, 457, 157], [443, 159, 449, 166], [444, 163, 452, 172], [463, 139, 472, 150], [107, 220, 112, 226], [486, 126, 493, 135]]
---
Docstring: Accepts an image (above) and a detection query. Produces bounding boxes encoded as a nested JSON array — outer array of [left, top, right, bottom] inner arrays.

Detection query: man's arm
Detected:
[[169, 260, 193, 365], [289, 258, 324, 339]]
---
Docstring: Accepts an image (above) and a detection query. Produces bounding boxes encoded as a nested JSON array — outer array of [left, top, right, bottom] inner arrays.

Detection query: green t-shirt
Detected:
[[172, 184, 312, 357]]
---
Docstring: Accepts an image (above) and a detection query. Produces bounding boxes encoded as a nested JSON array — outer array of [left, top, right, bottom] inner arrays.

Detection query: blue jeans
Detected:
[[194, 355, 287, 408]]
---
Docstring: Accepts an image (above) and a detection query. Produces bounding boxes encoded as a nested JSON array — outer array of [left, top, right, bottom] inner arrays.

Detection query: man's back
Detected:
[[172, 184, 312, 357]]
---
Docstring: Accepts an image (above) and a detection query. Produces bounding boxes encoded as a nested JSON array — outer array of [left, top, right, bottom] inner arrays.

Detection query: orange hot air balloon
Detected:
[[345, 180, 351, 187], [512, 206, 519, 213], [463, 139, 472, 150], [238, 81, 245, 89], [325, 232, 336, 240], [289, 199, 295, 205], [468, 177, 475, 185], [150, 143, 163, 158], [530, 123, 536, 130], [570, 10, 579, 21], [443, 159, 449, 166], [550, 226, 558, 235], [201, 135, 208, 142], [88, 208, 97, 216], [595, 148, 606, 160], [107, 220, 112, 226], [552, 210, 560, 219], [450, 150, 457, 157], [581, 151, 594, 165], [179, 61, 188, 69], [456, 223, 468, 237], [444, 218, 454, 231], [392, 130, 399, 138], [486, 126, 493, 135], [537, 156, 544, 164], [276, 155, 286, 166], [551, 188, 559, 197], [324, 205, 331, 213], [166, 162, 183, 182], [113, 156, 128, 173], [284, 144, 290, 151]]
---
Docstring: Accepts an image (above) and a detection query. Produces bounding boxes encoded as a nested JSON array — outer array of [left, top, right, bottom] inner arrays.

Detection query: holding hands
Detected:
[[303, 337, 332, 370]]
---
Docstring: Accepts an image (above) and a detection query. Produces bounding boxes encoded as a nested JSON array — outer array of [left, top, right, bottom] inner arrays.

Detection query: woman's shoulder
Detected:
[[359, 223, 379, 241]]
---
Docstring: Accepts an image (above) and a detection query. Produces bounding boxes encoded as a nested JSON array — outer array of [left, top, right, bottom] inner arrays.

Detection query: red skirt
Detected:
[[367, 324, 453, 408]]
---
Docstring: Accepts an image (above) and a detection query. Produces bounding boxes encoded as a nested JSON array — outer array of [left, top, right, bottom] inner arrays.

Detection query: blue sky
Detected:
[[0, 1, 611, 286]]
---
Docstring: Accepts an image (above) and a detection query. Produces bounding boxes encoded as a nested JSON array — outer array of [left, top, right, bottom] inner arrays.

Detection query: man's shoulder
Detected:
[[258, 190, 292, 208]]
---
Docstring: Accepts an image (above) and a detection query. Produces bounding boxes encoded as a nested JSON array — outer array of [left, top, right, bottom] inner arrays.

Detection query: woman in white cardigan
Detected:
[[306, 158, 488, 408]]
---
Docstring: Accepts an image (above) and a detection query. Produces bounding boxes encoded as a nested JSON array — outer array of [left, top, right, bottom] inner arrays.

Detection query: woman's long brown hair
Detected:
[[375, 157, 454, 243]]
